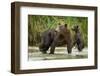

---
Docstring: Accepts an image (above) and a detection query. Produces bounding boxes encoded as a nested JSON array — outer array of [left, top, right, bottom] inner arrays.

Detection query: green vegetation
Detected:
[[28, 15, 88, 46]]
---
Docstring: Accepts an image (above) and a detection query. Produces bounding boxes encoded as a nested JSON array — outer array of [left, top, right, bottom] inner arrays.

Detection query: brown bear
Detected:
[[39, 24, 72, 54], [72, 25, 84, 52]]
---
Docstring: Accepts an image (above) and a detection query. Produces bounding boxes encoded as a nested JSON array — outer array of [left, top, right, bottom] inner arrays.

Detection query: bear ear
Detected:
[[65, 24, 67, 27], [76, 25, 79, 29], [58, 23, 61, 25]]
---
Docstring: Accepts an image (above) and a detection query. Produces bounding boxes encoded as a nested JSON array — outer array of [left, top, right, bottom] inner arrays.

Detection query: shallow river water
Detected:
[[28, 47, 88, 61]]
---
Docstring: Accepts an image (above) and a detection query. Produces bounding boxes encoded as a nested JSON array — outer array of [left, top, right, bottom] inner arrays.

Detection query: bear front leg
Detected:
[[66, 39, 72, 54], [49, 42, 56, 54], [67, 44, 72, 54], [77, 43, 83, 52], [49, 36, 58, 54]]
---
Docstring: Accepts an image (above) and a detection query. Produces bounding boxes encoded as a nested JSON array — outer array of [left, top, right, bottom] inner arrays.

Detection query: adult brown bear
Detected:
[[39, 24, 72, 54]]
